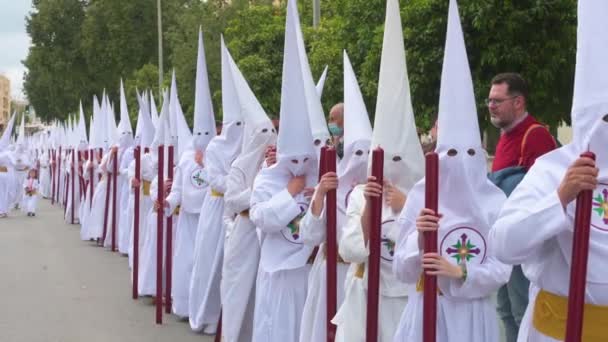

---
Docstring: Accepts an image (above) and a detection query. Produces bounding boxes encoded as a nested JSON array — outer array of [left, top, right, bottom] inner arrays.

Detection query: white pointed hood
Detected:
[[570, 0, 608, 159], [149, 90, 160, 129], [372, 0, 424, 193], [117, 80, 134, 149], [192, 27, 217, 151], [275, 0, 316, 177], [0, 112, 16, 151], [290, 0, 330, 155], [400, 0, 506, 270], [212, 36, 244, 161], [230, 46, 277, 185], [16, 113, 25, 146], [152, 89, 170, 152], [169, 70, 193, 158], [315, 65, 328, 99], [77, 101, 88, 148], [340, 50, 372, 188]]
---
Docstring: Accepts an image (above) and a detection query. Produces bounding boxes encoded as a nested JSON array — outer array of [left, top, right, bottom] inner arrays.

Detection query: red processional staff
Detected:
[[132, 146, 141, 300], [111, 148, 118, 252], [89, 149, 94, 209], [423, 152, 439, 342], [165, 145, 174, 314], [324, 147, 338, 342], [71, 149, 76, 224], [565, 152, 596, 342], [101, 150, 112, 246], [156, 144, 165, 324], [57, 146, 62, 206], [51, 149, 56, 205], [366, 147, 383, 342], [64, 150, 70, 214]]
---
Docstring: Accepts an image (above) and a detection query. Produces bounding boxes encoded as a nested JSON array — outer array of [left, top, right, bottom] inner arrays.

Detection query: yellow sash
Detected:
[[415, 273, 443, 295], [173, 205, 180, 216], [211, 189, 224, 197], [240, 209, 249, 218], [533, 289, 608, 341], [354, 263, 365, 279], [142, 181, 151, 196], [322, 244, 349, 264], [0, 166, 7, 173]]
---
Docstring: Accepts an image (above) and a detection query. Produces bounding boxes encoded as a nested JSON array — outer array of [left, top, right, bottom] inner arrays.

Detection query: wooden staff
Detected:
[[132, 146, 141, 300], [71, 150, 75, 224], [58, 146, 62, 205], [324, 147, 338, 342], [565, 151, 596, 342], [101, 152, 112, 246], [89, 149, 94, 209], [111, 148, 118, 252], [423, 152, 439, 342], [51, 149, 56, 205], [366, 147, 384, 342], [165, 145, 174, 313], [214, 312, 223, 342], [156, 144, 165, 324]]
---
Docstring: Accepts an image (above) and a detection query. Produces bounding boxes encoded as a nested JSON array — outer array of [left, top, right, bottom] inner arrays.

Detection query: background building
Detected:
[[0, 75, 10, 130]]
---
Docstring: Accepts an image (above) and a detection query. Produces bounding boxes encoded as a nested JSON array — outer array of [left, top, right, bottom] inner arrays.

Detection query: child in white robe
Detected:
[[23, 168, 40, 217]]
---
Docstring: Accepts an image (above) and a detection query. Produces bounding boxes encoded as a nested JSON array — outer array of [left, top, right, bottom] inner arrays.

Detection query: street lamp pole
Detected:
[[157, 0, 163, 96], [313, 0, 320, 28]]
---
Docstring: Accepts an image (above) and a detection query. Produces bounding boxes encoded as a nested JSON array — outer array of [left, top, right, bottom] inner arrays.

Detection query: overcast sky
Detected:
[[0, 0, 32, 100]]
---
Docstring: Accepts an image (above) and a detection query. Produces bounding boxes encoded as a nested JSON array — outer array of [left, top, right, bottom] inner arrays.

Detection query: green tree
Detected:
[[23, 0, 87, 122]]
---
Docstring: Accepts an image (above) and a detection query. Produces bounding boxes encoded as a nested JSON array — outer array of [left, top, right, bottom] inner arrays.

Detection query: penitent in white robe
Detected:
[[117, 147, 134, 254], [64, 152, 82, 224], [0, 153, 16, 215], [249, 166, 315, 342], [491, 142, 608, 342], [84, 153, 112, 240], [166, 155, 207, 318], [220, 166, 260, 342], [393, 177, 510, 342], [188, 146, 230, 331], [128, 153, 155, 270], [332, 185, 408, 342], [297, 183, 352, 342], [39, 152, 52, 198]]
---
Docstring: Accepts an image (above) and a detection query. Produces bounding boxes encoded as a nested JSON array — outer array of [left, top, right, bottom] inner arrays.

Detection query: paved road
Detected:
[[0, 199, 213, 342]]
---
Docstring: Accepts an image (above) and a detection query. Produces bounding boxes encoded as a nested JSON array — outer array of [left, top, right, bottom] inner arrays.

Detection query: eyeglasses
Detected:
[[484, 96, 519, 106]]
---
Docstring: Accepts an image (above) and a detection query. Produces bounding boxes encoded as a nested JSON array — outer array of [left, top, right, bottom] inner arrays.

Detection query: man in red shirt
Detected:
[[487, 73, 557, 342]]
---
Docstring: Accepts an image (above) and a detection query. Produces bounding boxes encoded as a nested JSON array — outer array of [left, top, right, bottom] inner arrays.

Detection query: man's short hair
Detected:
[[491, 73, 529, 100]]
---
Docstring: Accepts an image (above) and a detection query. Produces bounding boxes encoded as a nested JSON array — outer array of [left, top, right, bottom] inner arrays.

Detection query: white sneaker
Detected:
[[203, 323, 218, 335]]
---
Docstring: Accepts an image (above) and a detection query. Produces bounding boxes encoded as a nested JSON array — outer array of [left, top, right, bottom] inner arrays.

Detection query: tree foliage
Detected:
[[23, 0, 577, 133]]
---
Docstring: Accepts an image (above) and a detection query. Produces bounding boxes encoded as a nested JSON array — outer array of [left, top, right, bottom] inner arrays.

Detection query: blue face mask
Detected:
[[328, 123, 343, 137]]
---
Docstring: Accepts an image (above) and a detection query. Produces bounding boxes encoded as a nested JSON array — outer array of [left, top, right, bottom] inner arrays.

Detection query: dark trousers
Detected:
[[497, 265, 529, 342]]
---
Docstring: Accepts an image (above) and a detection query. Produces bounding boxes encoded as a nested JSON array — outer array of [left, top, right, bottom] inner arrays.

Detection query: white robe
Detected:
[[79, 159, 100, 240], [332, 185, 409, 342], [85, 153, 112, 240], [0, 153, 16, 215], [392, 180, 510, 342], [103, 149, 127, 249], [220, 167, 260, 342], [128, 153, 155, 270], [39, 152, 52, 198], [490, 142, 608, 342], [64, 152, 81, 224], [117, 148, 135, 254], [249, 166, 316, 342], [23, 178, 40, 213], [298, 185, 351, 342], [166, 156, 207, 317], [188, 147, 229, 331]]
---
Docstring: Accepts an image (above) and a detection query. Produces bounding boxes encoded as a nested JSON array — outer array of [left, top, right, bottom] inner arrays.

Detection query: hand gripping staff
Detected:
[[324, 147, 338, 342], [565, 152, 596, 342], [366, 147, 383, 342], [423, 152, 439, 342]]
